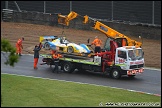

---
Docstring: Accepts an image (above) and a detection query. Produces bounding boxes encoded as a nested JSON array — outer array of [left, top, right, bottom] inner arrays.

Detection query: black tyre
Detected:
[[111, 69, 121, 79], [44, 42, 50, 50], [67, 46, 74, 53], [63, 62, 75, 73]]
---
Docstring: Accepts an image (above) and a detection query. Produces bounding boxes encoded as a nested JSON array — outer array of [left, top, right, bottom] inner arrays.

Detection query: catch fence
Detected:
[[1, 1, 161, 26]]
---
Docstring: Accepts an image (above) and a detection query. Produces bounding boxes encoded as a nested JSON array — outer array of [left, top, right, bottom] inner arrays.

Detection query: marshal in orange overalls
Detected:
[[91, 36, 102, 53], [52, 52, 62, 73], [33, 43, 42, 69], [16, 37, 24, 56]]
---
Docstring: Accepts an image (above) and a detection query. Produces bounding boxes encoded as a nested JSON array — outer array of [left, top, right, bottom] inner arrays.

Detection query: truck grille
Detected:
[[130, 64, 144, 69]]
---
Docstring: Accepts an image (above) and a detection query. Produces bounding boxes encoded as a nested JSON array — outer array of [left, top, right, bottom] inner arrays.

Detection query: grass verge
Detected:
[[1, 74, 161, 107]]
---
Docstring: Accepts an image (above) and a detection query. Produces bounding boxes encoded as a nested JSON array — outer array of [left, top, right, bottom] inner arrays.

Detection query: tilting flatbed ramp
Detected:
[[40, 54, 101, 66]]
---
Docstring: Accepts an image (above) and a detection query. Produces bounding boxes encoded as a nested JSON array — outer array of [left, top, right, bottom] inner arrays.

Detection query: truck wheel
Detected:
[[111, 69, 121, 79], [63, 62, 75, 73], [44, 42, 50, 50], [67, 46, 74, 53]]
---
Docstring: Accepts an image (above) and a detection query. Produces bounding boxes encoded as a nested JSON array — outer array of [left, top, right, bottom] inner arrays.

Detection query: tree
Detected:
[[1, 38, 19, 67]]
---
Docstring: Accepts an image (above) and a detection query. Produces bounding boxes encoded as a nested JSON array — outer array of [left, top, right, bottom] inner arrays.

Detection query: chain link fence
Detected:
[[1, 1, 161, 26]]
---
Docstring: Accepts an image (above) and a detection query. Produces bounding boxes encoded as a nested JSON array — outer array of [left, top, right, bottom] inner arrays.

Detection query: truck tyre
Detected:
[[44, 42, 50, 50], [111, 69, 121, 79], [63, 62, 75, 73], [67, 46, 74, 53]]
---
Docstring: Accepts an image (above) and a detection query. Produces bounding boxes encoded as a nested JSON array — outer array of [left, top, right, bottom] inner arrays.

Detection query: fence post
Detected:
[[111, 1, 113, 21], [152, 1, 154, 25], [70, 1, 72, 12], [44, 1, 46, 14], [5, 1, 8, 9]]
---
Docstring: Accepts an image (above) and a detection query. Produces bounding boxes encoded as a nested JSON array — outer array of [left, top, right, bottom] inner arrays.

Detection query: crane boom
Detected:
[[58, 11, 78, 26], [93, 21, 142, 47], [57, 11, 142, 48]]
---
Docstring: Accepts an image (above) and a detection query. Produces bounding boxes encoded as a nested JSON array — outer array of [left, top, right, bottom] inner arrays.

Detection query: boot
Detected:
[[34, 67, 38, 70]]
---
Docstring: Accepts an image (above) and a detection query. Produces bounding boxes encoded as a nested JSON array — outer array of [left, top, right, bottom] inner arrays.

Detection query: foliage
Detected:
[[1, 38, 19, 67]]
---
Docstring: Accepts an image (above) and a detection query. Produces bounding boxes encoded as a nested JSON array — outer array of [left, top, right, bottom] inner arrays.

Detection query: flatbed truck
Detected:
[[40, 40, 144, 79]]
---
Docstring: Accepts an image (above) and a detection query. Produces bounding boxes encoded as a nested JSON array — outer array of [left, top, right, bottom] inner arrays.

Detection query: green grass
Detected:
[[1, 74, 161, 107]]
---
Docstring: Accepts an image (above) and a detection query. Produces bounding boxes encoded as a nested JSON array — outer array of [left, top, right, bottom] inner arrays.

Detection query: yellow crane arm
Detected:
[[58, 11, 78, 26], [57, 11, 142, 47], [93, 21, 142, 47]]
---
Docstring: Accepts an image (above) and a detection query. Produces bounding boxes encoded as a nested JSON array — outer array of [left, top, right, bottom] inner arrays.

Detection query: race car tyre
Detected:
[[63, 62, 75, 73], [44, 42, 50, 50], [111, 69, 121, 79], [67, 46, 74, 53]]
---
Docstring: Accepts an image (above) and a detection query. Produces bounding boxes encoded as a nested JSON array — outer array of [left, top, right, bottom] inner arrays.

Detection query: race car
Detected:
[[39, 36, 92, 54]]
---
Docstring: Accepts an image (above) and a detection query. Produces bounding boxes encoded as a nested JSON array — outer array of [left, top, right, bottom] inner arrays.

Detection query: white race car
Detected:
[[40, 36, 92, 54]]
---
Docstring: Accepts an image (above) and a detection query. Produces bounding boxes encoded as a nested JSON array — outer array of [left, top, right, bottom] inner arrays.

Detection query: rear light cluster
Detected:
[[127, 68, 144, 75]]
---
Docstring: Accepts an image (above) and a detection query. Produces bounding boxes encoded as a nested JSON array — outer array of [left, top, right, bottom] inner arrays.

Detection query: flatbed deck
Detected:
[[40, 53, 101, 66]]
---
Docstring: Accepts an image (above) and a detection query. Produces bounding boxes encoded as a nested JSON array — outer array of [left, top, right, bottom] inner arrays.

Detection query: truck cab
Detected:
[[112, 46, 144, 78]]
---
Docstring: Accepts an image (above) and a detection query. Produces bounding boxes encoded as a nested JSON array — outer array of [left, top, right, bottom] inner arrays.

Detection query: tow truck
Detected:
[[40, 11, 144, 79], [41, 39, 144, 79]]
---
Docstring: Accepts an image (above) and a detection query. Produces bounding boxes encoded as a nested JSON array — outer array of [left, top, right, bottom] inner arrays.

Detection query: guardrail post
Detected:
[[152, 1, 154, 25]]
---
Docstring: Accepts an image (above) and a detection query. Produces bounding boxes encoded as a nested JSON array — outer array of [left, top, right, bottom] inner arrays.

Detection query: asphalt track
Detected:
[[1, 52, 161, 96]]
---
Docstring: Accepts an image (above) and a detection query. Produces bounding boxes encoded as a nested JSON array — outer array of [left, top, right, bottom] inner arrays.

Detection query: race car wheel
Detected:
[[67, 46, 74, 53], [44, 42, 50, 50], [63, 62, 75, 73], [111, 69, 121, 79]]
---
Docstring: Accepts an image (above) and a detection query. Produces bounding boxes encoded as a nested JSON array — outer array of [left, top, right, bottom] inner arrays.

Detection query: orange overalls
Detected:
[[122, 39, 127, 46], [52, 53, 62, 72], [52, 53, 62, 60], [34, 58, 39, 69], [51, 50, 56, 55], [16, 39, 23, 55], [91, 38, 102, 53]]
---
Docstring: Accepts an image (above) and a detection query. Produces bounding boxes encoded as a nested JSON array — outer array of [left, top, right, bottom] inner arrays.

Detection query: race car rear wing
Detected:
[[39, 36, 58, 42]]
